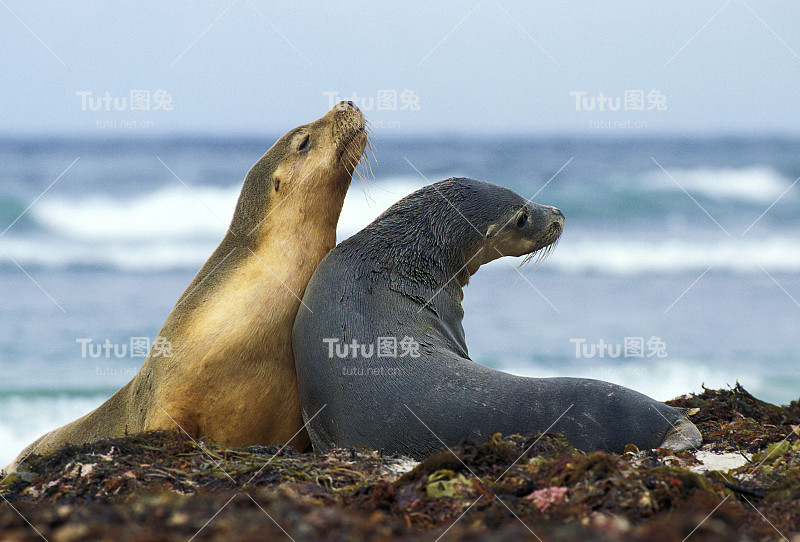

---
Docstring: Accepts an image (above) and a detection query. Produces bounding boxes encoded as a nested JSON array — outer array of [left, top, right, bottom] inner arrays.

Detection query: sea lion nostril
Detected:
[[341, 100, 359, 112]]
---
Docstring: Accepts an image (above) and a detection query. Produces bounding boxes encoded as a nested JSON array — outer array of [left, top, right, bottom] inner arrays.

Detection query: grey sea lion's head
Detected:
[[475, 183, 564, 274], [358, 178, 563, 288], [417, 178, 564, 280]]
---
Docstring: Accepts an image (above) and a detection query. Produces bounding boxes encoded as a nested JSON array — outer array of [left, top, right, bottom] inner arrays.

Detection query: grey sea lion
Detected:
[[292, 178, 701, 458], [7, 102, 368, 473]]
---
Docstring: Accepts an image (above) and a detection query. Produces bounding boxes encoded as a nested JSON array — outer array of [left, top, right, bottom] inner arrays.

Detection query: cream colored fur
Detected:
[[6, 103, 367, 473]]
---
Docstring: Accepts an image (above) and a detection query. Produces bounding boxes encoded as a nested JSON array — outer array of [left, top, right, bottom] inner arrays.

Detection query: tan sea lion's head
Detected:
[[232, 101, 368, 239]]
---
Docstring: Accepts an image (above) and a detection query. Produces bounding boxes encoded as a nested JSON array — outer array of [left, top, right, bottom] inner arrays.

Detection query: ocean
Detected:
[[1, 134, 798, 466]]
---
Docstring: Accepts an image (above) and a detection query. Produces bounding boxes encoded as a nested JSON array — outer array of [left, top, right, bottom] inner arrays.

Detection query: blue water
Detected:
[[1, 135, 799, 465]]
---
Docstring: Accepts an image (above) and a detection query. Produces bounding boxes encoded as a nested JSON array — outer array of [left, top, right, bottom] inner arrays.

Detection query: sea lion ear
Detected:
[[274, 178, 281, 192], [486, 223, 499, 238]]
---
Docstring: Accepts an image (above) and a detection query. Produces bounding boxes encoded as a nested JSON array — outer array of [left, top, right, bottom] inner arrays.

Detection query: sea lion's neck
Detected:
[[227, 182, 346, 251], [411, 220, 485, 289], [227, 163, 272, 238], [366, 213, 484, 302], [245, 220, 337, 279]]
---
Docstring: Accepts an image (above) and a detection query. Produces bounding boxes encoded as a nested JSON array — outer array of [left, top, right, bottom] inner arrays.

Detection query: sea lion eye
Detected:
[[298, 134, 310, 152], [274, 179, 280, 192], [516, 213, 528, 228]]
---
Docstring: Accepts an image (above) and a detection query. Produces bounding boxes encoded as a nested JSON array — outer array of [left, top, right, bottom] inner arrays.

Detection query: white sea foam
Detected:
[[1, 177, 425, 271], [33, 185, 241, 241], [26, 177, 424, 244], [0, 394, 107, 469], [495, 358, 767, 403], [1, 237, 216, 271], [7, 232, 798, 274], [647, 165, 791, 204], [339, 177, 422, 239], [545, 236, 800, 274], [4, 174, 799, 274], [481, 235, 800, 275]]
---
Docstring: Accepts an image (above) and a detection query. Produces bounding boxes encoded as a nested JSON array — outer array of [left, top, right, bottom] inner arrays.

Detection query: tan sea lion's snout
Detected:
[[332, 100, 360, 113], [325, 101, 367, 171], [274, 101, 368, 217], [328, 100, 364, 126]]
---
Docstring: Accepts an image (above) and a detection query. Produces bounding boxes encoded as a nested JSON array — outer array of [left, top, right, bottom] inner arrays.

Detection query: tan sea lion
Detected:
[[7, 102, 368, 472]]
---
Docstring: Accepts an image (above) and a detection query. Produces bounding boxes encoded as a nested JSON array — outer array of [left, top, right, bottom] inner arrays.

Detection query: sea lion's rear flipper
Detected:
[[657, 414, 702, 452]]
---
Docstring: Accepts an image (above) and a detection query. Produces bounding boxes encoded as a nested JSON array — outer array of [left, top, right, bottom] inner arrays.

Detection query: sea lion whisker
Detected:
[[352, 138, 377, 202], [527, 249, 546, 273], [351, 156, 369, 191], [354, 165, 366, 184], [364, 126, 377, 158], [358, 138, 385, 195], [509, 252, 537, 286], [363, 151, 376, 180], [353, 141, 380, 203], [525, 241, 558, 275], [354, 171, 374, 204], [519, 251, 535, 269]]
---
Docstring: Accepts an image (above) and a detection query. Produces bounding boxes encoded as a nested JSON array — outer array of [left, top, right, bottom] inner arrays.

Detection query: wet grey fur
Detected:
[[292, 178, 701, 459]]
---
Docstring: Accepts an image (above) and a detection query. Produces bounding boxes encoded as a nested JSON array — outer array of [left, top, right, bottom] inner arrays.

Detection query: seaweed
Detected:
[[1, 385, 798, 541]]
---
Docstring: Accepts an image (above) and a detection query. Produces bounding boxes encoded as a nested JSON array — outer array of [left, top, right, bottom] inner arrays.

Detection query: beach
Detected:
[[2, 385, 799, 541]]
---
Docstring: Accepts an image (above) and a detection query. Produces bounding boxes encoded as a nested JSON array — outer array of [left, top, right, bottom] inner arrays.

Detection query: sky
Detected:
[[1, 0, 799, 137]]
